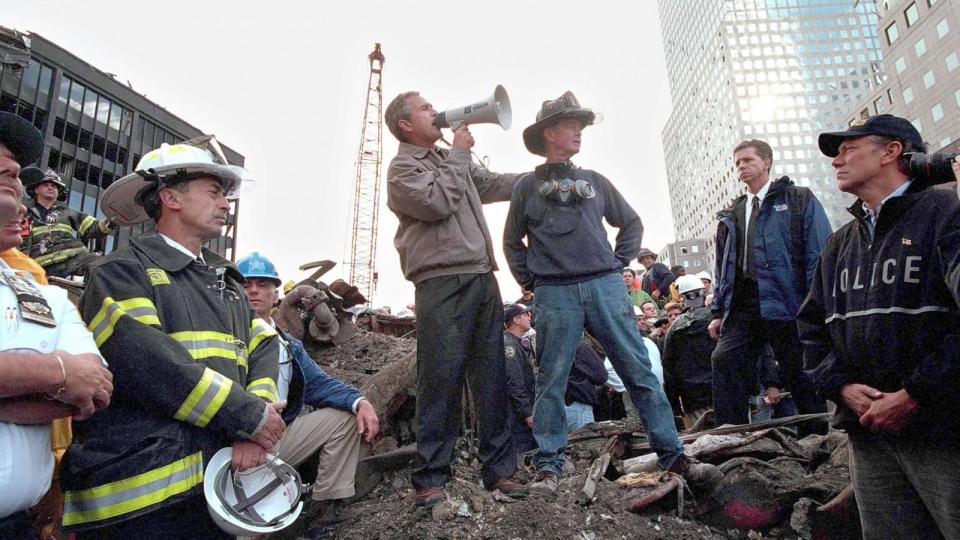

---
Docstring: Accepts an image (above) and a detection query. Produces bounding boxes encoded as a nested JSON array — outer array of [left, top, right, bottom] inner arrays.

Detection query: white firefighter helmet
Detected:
[[203, 447, 304, 535], [100, 135, 253, 226], [676, 274, 705, 295]]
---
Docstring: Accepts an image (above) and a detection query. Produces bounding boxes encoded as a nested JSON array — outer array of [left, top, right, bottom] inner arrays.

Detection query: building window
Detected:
[[911, 118, 922, 133], [955, 88, 960, 107], [692, 245, 700, 253], [895, 56, 907, 74], [904, 3, 919, 27], [903, 86, 915, 104], [931, 103, 944, 122], [923, 70, 936, 88], [874, 96, 886, 113], [948, 52, 960, 72], [915, 38, 927, 57], [936, 18, 949, 38], [928, 0, 938, 5], [886, 22, 900, 45]]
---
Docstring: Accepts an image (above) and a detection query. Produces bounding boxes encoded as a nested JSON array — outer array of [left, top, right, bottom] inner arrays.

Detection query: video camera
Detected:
[[904, 151, 959, 186]]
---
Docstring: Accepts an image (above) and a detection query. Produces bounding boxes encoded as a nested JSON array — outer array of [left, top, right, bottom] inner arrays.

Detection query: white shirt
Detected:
[[159, 233, 204, 263], [602, 337, 664, 392], [268, 318, 294, 403], [0, 261, 103, 516], [744, 179, 771, 262]]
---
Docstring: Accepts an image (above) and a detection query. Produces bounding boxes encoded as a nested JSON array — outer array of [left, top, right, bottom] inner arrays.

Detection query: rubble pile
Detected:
[[290, 332, 857, 539]]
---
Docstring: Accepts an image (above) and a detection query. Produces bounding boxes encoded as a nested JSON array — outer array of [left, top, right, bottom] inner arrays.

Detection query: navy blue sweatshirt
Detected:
[[504, 166, 644, 289]]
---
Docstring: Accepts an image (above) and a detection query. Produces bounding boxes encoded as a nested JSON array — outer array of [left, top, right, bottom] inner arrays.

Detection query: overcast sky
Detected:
[[8, 0, 678, 309]]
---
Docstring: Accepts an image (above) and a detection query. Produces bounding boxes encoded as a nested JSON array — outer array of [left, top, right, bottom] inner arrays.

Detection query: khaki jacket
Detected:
[[387, 142, 517, 283]]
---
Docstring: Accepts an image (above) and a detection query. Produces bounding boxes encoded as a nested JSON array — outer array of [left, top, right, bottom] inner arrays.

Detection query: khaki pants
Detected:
[[274, 408, 360, 501]]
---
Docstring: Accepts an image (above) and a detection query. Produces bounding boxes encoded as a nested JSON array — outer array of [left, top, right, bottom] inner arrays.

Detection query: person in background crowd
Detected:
[[238, 252, 379, 527], [661, 275, 715, 427], [384, 90, 526, 508], [622, 267, 654, 307], [502, 303, 537, 453], [663, 302, 683, 326], [21, 167, 113, 279], [564, 337, 608, 432], [637, 248, 676, 307], [710, 138, 831, 436], [0, 111, 113, 540], [504, 90, 719, 498], [800, 115, 960, 539], [697, 271, 714, 307], [516, 288, 534, 305]]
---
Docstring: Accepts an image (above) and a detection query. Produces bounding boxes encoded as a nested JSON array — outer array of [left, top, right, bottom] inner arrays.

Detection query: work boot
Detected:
[[414, 486, 445, 508], [528, 470, 560, 498], [667, 454, 722, 493], [303, 498, 363, 526], [489, 475, 529, 499]]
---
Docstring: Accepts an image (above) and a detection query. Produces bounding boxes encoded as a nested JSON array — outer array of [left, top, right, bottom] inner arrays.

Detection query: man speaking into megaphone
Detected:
[[383, 90, 528, 507]]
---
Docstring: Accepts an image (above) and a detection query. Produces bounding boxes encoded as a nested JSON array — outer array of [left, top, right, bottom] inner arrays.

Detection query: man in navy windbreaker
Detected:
[[238, 252, 380, 527], [709, 139, 832, 434]]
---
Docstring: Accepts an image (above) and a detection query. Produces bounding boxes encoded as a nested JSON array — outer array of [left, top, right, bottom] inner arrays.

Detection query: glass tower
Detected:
[[659, 0, 883, 253]]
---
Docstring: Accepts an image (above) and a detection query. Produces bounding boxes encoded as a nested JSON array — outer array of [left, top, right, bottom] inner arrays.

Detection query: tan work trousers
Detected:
[[274, 408, 360, 501]]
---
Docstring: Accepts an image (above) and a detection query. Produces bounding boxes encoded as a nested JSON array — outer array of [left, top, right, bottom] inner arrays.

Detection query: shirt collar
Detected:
[[748, 179, 771, 205], [397, 141, 437, 159], [159, 233, 204, 264], [862, 179, 912, 221]]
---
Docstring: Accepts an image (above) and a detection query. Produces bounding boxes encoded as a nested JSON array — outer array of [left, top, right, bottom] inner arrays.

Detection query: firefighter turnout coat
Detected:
[[24, 200, 110, 271], [60, 233, 280, 531]]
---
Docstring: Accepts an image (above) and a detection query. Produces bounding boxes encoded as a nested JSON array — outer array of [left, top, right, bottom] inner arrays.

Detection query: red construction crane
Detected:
[[347, 43, 385, 304]]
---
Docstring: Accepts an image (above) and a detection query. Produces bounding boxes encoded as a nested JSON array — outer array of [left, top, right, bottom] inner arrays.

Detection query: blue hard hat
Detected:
[[237, 252, 281, 286]]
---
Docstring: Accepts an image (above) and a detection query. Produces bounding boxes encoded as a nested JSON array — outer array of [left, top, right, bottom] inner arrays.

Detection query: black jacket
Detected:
[[661, 306, 715, 413], [565, 341, 608, 407], [641, 262, 675, 298], [798, 182, 960, 439], [504, 166, 643, 289], [503, 331, 536, 420]]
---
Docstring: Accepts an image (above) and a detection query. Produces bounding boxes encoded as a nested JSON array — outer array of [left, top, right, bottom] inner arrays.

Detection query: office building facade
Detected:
[[0, 27, 243, 257], [845, 0, 959, 155], [659, 0, 884, 255]]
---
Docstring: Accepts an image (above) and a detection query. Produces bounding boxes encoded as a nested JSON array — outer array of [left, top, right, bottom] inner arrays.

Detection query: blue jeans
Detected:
[[532, 273, 684, 475], [564, 401, 595, 433]]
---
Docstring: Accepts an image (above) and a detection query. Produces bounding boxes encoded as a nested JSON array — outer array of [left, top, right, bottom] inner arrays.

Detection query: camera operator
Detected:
[[799, 114, 960, 539]]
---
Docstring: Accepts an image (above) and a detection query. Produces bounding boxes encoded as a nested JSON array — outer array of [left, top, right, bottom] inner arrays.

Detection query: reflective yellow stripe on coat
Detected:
[[62, 451, 203, 526], [77, 215, 97, 235], [248, 317, 276, 354], [174, 368, 233, 427], [34, 246, 88, 267], [31, 223, 76, 236], [88, 297, 161, 347], [246, 377, 278, 402], [169, 330, 248, 371]]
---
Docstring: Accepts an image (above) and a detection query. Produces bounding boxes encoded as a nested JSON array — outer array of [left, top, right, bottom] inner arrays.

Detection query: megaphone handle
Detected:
[[449, 120, 464, 131], [440, 136, 489, 168]]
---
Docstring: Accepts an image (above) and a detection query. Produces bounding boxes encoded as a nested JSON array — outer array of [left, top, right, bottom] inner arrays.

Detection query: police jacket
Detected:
[[279, 329, 362, 424], [798, 182, 960, 439], [661, 306, 716, 413], [504, 166, 643, 290], [386, 143, 517, 284], [503, 331, 535, 421], [712, 176, 831, 328], [61, 234, 280, 530], [25, 200, 109, 269]]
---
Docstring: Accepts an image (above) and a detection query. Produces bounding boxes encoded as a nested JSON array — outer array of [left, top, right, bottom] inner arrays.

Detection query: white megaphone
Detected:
[[434, 85, 512, 131]]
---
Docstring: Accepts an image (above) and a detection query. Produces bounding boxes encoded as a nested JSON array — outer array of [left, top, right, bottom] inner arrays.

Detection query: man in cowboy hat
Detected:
[[504, 91, 720, 497], [61, 139, 284, 538], [636, 248, 676, 307], [21, 167, 113, 278], [383, 91, 527, 507]]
